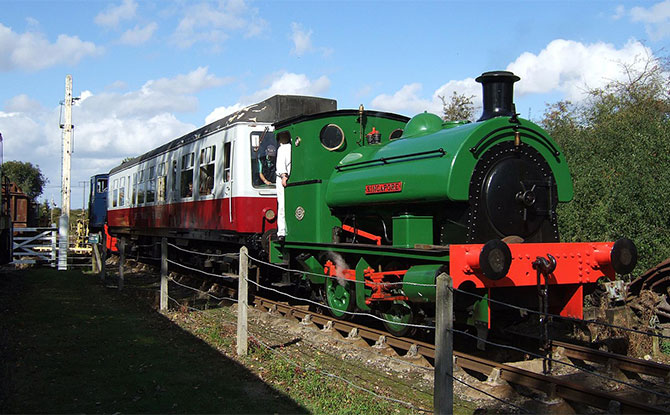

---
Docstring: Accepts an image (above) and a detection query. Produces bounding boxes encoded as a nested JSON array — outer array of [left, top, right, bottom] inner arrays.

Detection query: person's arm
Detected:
[[260, 171, 271, 185]]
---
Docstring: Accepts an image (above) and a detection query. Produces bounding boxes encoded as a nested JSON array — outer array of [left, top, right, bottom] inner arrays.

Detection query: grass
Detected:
[[170, 305, 478, 415], [0, 267, 306, 414]]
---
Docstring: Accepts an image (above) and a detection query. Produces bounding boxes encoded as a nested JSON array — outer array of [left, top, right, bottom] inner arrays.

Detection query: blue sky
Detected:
[[0, 0, 668, 209]]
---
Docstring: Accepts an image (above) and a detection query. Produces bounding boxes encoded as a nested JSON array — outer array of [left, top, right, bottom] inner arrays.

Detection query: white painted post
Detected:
[[50, 229, 57, 268], [160, 237, 168, 311], [118, 238, 125, 290], [434, 273, 453, 414], [58, 75, 73, 271], [237, 246, 248, 356]]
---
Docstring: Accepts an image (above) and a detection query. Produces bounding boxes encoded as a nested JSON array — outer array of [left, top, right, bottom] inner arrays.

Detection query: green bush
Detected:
[[542, 56, 670, 273]]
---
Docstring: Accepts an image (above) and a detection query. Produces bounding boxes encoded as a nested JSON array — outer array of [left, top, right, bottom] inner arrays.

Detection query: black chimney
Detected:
[[476, 71, 520, 122]]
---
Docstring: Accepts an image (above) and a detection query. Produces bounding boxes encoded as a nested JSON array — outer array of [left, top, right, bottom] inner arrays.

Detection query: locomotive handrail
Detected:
[[334, 148, 446, 171], [469, 125, 560, 160]]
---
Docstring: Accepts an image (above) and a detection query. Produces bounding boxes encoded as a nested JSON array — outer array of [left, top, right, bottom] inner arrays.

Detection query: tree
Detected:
[[542, 54, 670, 272], [439, 92, 476, 122], [1, 161, 48, 199]]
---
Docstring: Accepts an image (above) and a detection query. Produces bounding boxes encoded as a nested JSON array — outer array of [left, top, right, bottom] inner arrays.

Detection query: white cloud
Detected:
[[370, 39, 655, 116], [4, 94, 43, 113], [204, 72, 331, 124], [507, 39, 653, 100], [144, 66, 231, 96], [630, 0, 670, 40], [205, 104, 245, 124], [289, 22, 332, 57], [95, 0, 138, 28], [106, 80, 128, 91], [172, 0, 267, 49], [290, 22, 313, 56], [119, 22, 157, 45], [0, 23, 103, 71], [250, 72, 330, 103], [0, 67, 237, 205], [371, 84, 437, 115]]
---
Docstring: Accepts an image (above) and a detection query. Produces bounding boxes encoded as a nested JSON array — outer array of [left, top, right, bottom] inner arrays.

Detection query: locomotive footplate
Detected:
[[449, 239, 637, 320]]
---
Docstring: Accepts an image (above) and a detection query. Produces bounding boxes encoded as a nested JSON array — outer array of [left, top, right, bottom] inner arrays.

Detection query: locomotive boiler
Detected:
[[271, 71, 637, 335]]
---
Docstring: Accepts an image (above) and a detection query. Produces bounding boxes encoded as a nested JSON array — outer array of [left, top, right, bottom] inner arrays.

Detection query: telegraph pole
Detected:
[[58, 75, 73, 271], [79, 181, 87, 214]]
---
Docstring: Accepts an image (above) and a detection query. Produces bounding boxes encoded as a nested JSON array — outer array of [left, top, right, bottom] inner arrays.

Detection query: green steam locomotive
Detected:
[[269, 71, 636, 336]]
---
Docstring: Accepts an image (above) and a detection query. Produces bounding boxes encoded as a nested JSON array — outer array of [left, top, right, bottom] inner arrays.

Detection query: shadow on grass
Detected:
[[0, 267, 308, 414]]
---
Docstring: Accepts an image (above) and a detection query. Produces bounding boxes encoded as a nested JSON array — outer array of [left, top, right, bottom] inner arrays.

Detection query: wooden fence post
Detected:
[[434, 272, 453, 414], [91, 232, 101, 274], [237, 246, 248, 356], [100, 233, 107, 280], [118, 238, 125, 290], [160, 237, 168, 311]]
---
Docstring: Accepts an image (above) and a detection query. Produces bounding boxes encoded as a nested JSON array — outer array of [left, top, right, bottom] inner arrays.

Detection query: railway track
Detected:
[[253, 297, 668, 414], [114, 257, 669, 413]]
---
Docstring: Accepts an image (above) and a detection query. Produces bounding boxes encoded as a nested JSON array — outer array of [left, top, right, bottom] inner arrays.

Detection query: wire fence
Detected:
[[107, 240, 670, 413]]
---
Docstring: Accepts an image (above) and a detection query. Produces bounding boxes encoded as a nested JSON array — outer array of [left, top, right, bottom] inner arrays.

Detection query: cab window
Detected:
[[96, 178, 108, 193], [250, 130, 276, 188]]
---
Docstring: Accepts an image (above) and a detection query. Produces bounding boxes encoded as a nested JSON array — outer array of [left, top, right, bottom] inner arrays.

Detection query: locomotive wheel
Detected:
[[381, 301, 416, 337], [324, 278, 355, 319]]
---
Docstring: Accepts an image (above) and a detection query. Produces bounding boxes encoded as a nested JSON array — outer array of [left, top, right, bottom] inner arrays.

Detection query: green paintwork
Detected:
[[466, 294, 489, 326], [325, 277, 353, 318], [354, 257, 372, 311], [325, 116, 573, 208], [269, 240, 286, 264], [401, 112, 443, 138], [392, 214, 433, 248], [380, 301, 415, 336], [274, 241, 450, 263], [296, 255, 325, 284], [277, 111, 409, 245], [402, 264, 441, 302]]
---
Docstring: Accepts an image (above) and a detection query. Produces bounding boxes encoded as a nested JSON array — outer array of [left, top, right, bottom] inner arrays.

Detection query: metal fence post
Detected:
[[237, 246, 248, 356], [118, 238, 125, 290], [160, 237, 168, 311], [434, 272, 453, 414]]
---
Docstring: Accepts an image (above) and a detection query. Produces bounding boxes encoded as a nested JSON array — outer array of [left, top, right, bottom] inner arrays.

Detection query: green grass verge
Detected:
[[0, 268, 306, 414]]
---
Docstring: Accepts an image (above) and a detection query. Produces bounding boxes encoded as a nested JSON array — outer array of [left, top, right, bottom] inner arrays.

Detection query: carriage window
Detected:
[[138, 169, 145, 204], [119, 177, 126, 207], [251, 131, 276, 188], [146, 166, 156, 203], [181, 152, 194, 198], [157, 163, 167, 202], [112, 179, 118, 208], [171, 160, 178, 192], [199, 146, 216, 196], [132, 173, 137, 206], [96, 178, 108, 193], [223, 142, 231, 182]]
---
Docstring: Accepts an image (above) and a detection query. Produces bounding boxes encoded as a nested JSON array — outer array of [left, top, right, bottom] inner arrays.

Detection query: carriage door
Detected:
[[222, 141, 232, 222]]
